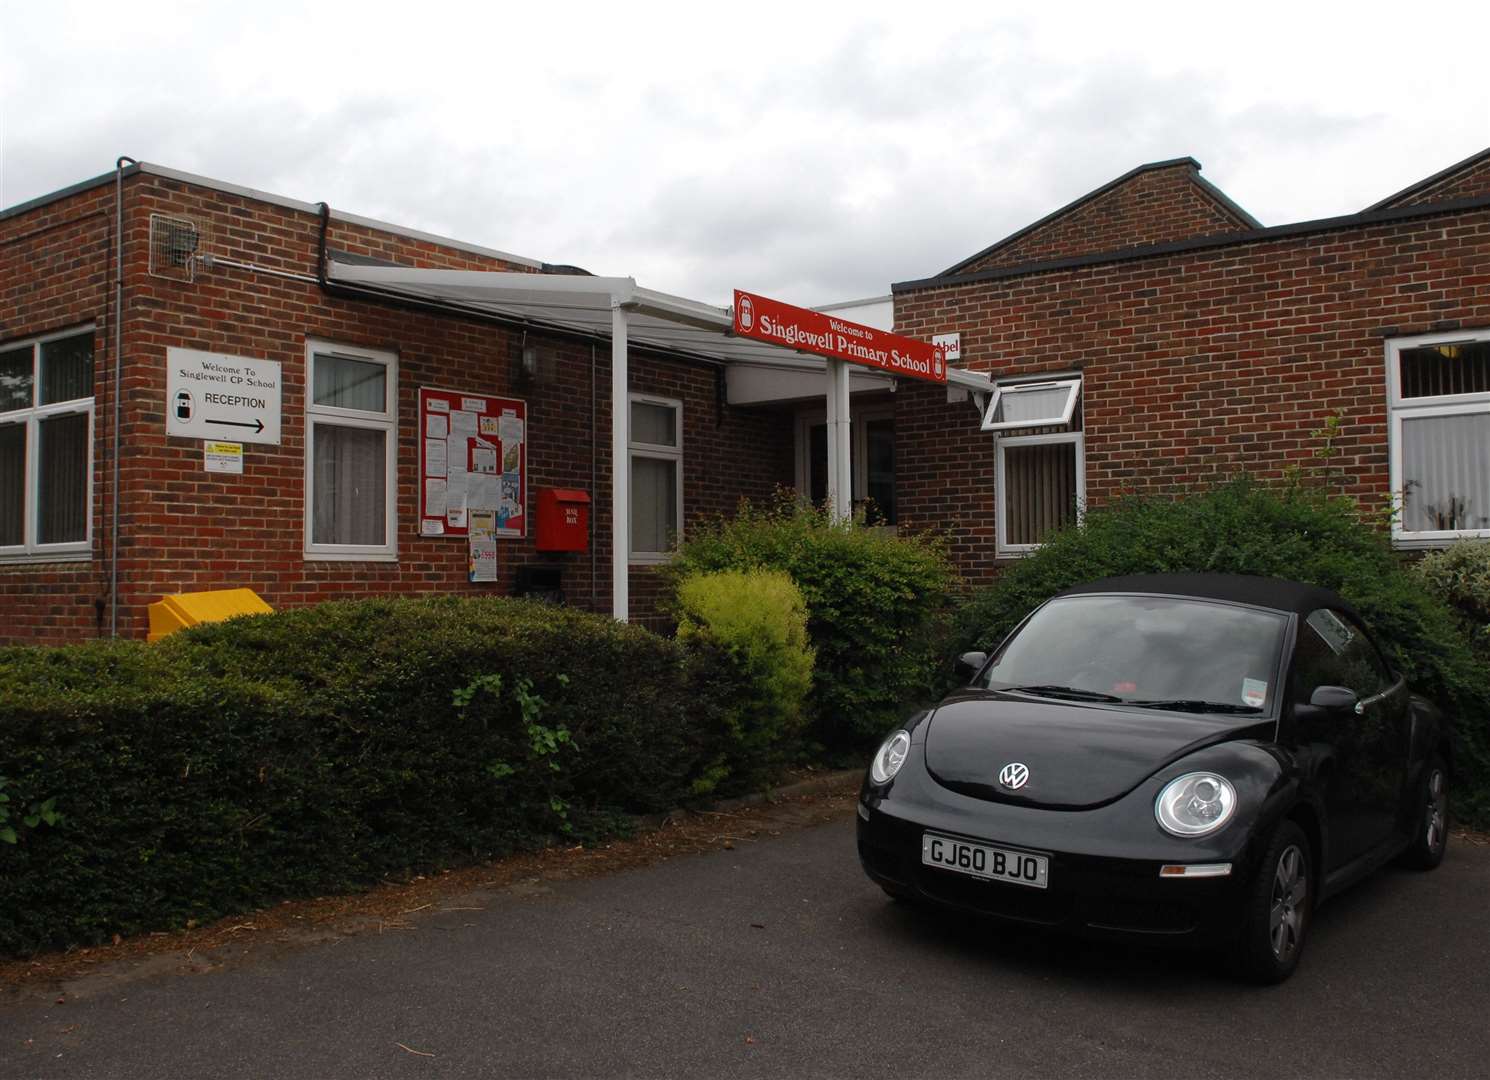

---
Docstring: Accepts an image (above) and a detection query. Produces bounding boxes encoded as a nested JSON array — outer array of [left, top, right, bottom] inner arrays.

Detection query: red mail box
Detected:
[[536, 488, 590, 552]]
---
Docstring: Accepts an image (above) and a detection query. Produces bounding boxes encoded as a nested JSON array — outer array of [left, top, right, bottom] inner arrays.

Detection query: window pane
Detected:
[[40, 333, 94, 405], [630, 455, 677, 554], [1400, 342, 1490, 399], [0, 347, 33, 414], [1004, 441, 1077, 546], [0, 423, 24, 545], [989, 383, 1075, 428], [865, 418, 896, 524], [312, 423, 386, 545], [1401, 413, 1490, 531], [631, 401, 676, 446], [1295, 610, 1391, 699], [809, 423, 827, 505], [37, 412, 88, 544], [314, 354, 386, 412]]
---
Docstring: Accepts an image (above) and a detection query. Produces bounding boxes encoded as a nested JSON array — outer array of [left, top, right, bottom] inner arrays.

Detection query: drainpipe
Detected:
[[111, 156, 137, 637]]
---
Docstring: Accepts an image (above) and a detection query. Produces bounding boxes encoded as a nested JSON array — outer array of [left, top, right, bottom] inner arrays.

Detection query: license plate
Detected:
[[921, 832, 1049, 889]]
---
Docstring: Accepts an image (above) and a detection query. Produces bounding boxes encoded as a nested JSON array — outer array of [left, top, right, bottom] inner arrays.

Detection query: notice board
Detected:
[[419, 387, 527, 538]]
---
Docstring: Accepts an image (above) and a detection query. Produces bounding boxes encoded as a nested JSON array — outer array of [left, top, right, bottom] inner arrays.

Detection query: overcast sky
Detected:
[[3, 1, 1488, 307]]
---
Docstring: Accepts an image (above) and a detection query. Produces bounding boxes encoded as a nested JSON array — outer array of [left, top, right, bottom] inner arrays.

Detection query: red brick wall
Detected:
[[0, 181, 115, 640], [895, 203, 1490, 588], [961, 164, 1254, 274], [0, 171, 792, 644]]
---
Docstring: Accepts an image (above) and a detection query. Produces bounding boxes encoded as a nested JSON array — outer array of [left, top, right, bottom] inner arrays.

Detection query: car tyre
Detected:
[[1398, 755, 1449, 871], [1231, 820, 1312, 985]]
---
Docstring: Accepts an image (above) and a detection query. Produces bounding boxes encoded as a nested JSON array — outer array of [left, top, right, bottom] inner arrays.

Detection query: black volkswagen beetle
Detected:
[[857, 573, 1451, 982]]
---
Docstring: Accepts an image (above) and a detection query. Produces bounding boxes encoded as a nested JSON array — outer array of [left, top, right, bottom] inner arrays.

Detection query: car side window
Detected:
[[1293, 609, 1392, 701]]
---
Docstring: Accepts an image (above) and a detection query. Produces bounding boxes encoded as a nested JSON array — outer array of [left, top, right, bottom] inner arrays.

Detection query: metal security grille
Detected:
[[148, 214, 201, 282]]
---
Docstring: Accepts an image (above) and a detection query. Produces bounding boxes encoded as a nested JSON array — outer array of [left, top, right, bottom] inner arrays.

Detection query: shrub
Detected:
[[674, 569, 814, 791], [951, 478, 1490, 825], [0, 597, 752, 956], [665, 492, 959, 752], [1415, 539, 1490, 656]]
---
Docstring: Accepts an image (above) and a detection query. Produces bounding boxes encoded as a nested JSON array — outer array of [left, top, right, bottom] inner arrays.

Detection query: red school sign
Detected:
[[731, 289, 947, 384]]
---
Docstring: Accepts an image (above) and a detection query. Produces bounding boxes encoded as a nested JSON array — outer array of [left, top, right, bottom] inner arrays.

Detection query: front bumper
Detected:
[[857, 771, 1268, 947]]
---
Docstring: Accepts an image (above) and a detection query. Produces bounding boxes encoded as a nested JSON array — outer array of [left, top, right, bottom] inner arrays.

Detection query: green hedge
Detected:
[[952, 478, 1490, 825], [674, 568, 815, 792], [665, 493, 959, 752], [1415, 539, 1490, 658], [0, 597, 753, 956]]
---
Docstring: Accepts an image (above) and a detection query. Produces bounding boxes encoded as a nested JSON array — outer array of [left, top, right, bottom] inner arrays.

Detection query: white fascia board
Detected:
[[328, 262, 636, 305], [726, 361, 893, 406], [628, 286, 732, 332], [947, 366, 994, 391]]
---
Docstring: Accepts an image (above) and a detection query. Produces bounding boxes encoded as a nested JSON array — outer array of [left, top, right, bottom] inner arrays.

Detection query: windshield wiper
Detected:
[[1007, 684, 1125, 703], [1130, 699, 1264, 715]]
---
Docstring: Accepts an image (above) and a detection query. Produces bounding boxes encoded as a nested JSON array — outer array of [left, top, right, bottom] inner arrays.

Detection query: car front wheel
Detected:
[[1231, 820, 1312, 984]]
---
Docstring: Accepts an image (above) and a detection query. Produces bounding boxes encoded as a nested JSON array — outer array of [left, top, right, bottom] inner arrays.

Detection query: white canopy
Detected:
[[325, 260, 993, 620]]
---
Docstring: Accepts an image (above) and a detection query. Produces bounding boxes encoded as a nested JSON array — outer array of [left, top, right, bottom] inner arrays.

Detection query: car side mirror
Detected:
[[954, 651, 988, 682], [1308, 685, 1361, 715]]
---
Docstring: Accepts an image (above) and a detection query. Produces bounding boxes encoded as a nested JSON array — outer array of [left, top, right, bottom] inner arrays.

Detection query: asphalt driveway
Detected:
[[3, 810, 1488, 1079]]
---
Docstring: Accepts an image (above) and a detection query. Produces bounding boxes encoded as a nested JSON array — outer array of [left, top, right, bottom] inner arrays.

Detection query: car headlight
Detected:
[[870, 730, 912, 784], [1155, 772, 1237, 837]]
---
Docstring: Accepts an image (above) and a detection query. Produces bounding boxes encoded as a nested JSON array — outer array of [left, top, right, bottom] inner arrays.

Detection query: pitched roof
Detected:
[[1365, 146, 1490, 211], [940, 157, 1261, 278]]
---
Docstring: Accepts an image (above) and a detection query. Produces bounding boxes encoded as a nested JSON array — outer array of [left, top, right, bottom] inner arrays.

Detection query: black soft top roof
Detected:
[[1055, 573, 1358, 619]]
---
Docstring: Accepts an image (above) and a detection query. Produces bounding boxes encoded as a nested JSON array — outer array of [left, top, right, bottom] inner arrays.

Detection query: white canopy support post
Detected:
[[611, 301, 630, 622], [825, 358, 853, 522]]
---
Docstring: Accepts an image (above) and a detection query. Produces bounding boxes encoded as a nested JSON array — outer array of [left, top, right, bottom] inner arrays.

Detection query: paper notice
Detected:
[[449, 411, 478, 439], [425, 414, 449, 440], [462, 397, 487, 413], [502, 442, 521, 472], [468, 473, 498, 513], [424, 478, 447, 514], [426, 398, 450, 413], [479, 416, 500, 436], [472, 443, 498, 475], [421, 518, 445, 536], [498, 414, 523, 444], [447, 492, 468, 529], [469, 539, 498, 582], [424, 438, 448, 478], [469, 509, 497, 542]]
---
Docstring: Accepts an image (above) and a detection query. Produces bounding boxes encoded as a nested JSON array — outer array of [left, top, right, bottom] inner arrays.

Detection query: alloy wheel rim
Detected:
[[1269, 844, 1308, 962], [1426, 770, 1447, 853]]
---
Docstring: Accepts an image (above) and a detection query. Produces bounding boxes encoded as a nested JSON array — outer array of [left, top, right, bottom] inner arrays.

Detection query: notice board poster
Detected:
[[419, 387, 527, 538]]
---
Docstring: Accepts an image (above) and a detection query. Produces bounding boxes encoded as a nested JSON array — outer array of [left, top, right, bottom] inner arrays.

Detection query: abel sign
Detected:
[[732, 289, 946, 384], [166, 347, 282, 445]]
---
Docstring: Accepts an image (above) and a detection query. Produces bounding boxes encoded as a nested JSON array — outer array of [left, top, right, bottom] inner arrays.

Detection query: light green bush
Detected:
[[665, 492, 959, 752], [675, 569, 815, 792]]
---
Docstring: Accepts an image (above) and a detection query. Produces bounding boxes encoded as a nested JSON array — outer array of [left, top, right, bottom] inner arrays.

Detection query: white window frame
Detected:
[[981, 377, 1082, 433], [0, 326, 95, 563], [628, 393, 683, 564], [1386, 328, 1490, 548], [793, 403, 896, 524], [995, 430, 1086, 557], [303, 339, 398, 562]]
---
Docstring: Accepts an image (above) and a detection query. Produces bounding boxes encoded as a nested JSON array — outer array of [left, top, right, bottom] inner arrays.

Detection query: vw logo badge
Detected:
[[999, 762, 1030, 790]]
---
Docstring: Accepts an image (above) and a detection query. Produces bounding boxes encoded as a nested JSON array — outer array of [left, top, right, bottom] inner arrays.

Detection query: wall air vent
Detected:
[[148, 213, 201, 283]]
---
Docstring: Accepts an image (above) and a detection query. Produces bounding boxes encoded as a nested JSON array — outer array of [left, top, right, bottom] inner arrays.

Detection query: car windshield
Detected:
[[978, 593, 1287, 713]]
